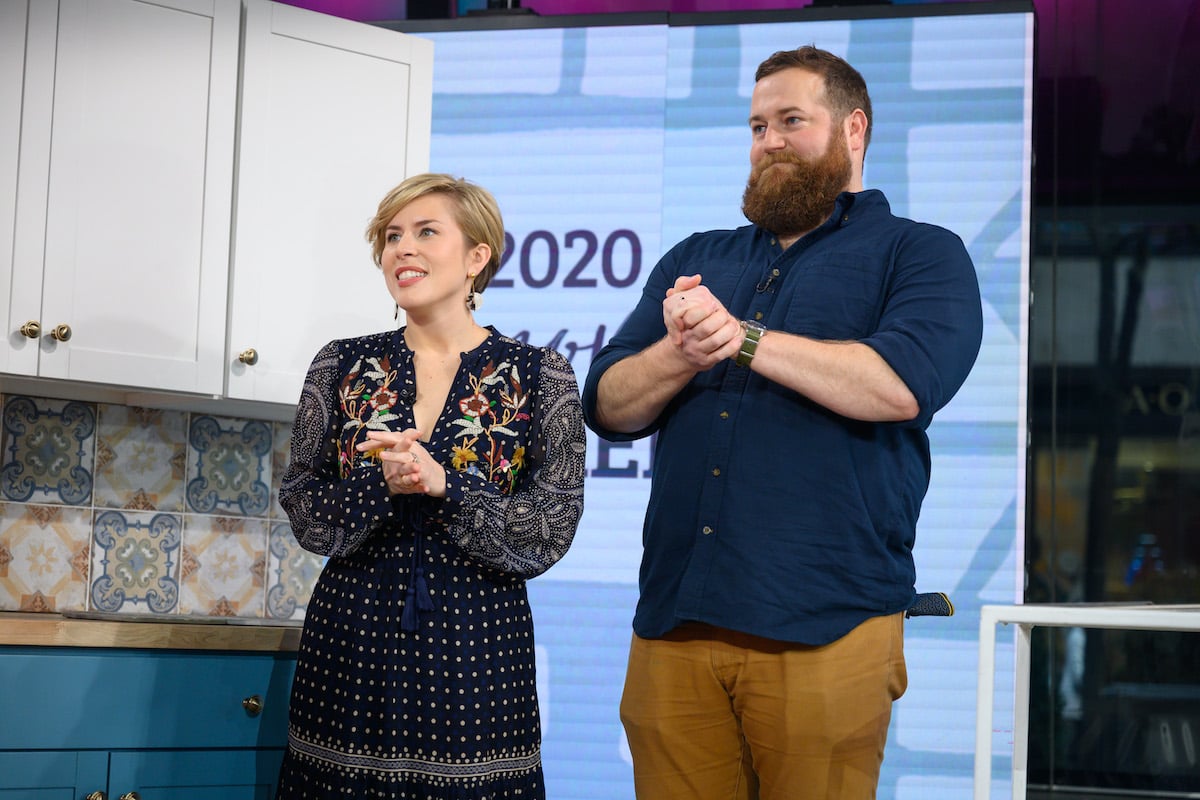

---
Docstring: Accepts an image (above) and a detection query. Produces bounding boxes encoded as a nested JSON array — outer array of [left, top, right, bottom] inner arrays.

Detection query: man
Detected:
[[581, 46, 983, 799]]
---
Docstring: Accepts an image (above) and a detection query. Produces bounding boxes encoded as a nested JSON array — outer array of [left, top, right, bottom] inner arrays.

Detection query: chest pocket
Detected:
[[782, 254, 886, 340]]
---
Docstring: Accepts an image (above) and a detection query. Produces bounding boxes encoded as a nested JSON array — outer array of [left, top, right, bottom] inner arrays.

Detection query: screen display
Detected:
[[413, 6, 1033, 797]]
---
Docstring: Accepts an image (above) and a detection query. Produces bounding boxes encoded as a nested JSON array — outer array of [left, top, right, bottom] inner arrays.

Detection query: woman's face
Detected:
[[381, 193, 489, 319]]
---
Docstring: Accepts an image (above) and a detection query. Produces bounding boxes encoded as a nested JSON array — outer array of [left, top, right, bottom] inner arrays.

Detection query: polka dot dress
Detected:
[[275, 327, 586, 800]]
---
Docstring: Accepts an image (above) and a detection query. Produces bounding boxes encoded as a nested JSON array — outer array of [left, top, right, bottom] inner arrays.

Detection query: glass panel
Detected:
[[1026, 1, 1200, 792], [1028, 215, 1200, 791]]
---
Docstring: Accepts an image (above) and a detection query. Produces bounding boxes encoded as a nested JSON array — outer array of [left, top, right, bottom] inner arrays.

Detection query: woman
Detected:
[[274, 173, 587, 799]]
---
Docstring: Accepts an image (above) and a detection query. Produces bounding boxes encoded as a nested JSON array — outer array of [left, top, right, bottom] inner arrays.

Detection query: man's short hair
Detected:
[[755, 45, 873, 152]]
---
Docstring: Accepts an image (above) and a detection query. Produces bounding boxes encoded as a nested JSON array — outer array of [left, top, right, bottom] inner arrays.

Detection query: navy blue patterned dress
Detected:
[[275, 326, 586, 799]]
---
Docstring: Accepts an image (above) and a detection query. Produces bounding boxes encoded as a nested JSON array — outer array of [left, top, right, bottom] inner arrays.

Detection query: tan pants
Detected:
[[619, 614, 908, 800]]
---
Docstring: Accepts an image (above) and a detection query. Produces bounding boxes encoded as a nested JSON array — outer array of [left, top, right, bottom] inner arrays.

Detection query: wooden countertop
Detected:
[[0, 612, 302, 653]]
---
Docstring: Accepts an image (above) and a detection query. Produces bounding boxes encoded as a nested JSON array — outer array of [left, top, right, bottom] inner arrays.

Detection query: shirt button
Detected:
[[711, 467, 721, 477], [719, 411, 729, 419], [702, 526, 713, 535], [754, 311, 763, 321]]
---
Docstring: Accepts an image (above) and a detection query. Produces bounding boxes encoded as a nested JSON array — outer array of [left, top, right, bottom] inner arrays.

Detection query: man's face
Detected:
[[741, 68, 852, 237]]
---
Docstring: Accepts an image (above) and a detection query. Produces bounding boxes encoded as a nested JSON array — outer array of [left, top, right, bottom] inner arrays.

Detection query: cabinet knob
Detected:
[[238, 348, 259, 365], [85, 792, 107, 800], [51, 323, 72, 342], [119, 793, 142, 800], [19, 320, 41, 338], [243, 694, 264, 716]]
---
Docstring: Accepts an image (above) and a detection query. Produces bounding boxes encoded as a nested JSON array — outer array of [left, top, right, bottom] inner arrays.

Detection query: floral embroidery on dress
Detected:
[[449, 358, 530, 493], [336, 355, 401, 478]]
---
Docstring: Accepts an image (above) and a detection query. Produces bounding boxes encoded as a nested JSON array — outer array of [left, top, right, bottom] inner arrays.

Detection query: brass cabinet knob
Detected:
[[119, 793, 142, 800], [19, 320, 40, 338], [243, 694, 264, 716], [50, 323, 72, 342], [85, 792, 106, 800], [238, 348, 258, 365]]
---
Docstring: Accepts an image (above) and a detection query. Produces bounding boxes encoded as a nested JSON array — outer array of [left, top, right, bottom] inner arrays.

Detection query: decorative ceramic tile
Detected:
[[0, 502, 91, 612], [179, 514, 268, 618], [265, 521, 325, 621], [94, 404, 187, 512], [1, 395, 95, 506], [185, 415, 272, 517], [89, 509, 182, 614], [270, 420, 293, 521]]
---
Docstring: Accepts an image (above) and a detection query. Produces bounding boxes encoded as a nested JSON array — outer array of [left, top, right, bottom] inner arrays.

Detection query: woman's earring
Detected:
[[466, 274, 480, 311], [394, 303, 400, 321]]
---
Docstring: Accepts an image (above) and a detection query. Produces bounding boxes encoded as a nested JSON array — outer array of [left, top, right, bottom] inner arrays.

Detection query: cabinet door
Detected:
[[226, 0, 433, 404], [0, 750, 106, 799], [108, 749, 285, 799], [0, 750, 282, 799], [0, 648, 295, 751], [7, 0, 240, 394], [1, 0, 36, 376]]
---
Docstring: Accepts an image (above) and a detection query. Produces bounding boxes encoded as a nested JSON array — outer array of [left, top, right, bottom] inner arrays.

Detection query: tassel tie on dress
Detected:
[[398, 500, 435, 632]]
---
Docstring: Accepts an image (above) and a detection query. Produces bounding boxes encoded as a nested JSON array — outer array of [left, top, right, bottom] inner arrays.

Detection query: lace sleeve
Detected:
[[278, 340, 395, 558], [442, 347, 586, 578]]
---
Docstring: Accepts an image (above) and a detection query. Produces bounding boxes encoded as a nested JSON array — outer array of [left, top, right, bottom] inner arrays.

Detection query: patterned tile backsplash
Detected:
[[0, 393, 324, 621]]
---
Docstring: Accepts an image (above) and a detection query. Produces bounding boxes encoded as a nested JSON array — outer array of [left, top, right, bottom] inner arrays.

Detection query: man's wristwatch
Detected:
[[735, 319, 766, 367]]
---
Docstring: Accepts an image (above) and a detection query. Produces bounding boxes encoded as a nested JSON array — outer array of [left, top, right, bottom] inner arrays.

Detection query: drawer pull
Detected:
[[51, 323, 72, 342], [120, 793, 142, 800], [238, 347, 259, 365], [243, 694, 264, 716], [19, 320, 40, 338], [85, 792, 106, 800]]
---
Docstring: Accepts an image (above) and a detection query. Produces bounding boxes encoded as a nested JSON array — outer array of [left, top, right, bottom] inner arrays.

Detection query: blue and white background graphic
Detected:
[[418, 7, 1033, 797]]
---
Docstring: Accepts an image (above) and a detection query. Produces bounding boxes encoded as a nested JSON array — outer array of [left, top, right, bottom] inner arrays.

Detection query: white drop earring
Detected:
[[466, 274, 480, 311]]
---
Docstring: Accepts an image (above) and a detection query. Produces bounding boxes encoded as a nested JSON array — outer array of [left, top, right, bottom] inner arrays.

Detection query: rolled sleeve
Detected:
[[864, 224, 983, 428]]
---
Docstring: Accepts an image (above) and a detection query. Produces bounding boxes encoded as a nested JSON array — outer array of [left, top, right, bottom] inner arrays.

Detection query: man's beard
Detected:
[[741, 130, 852, 238]]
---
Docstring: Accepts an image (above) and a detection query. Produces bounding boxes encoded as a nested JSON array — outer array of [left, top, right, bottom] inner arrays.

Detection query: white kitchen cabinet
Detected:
[[225, 0, 433, 405], [2, 0, 433, 410], [0, 3, 26, 358], [2, 0, 240, 395]]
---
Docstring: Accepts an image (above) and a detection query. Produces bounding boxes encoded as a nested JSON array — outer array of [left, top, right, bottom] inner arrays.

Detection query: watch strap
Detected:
[[736, 321, 764, 367]]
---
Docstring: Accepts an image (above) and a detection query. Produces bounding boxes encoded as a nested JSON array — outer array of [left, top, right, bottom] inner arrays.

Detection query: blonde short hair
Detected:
[[365, 173, 505, 292]]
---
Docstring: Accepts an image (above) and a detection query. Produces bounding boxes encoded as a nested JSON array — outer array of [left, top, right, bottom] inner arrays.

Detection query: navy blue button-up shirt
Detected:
[[582, 190, 983, 645]]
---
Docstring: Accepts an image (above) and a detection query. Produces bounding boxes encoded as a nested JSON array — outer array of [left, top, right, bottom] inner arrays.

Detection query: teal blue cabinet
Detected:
[[0, 645, 296, 799], [0, 750, 284, 799], [111, 749, 285, 798], [0, 751, 105, 799]]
